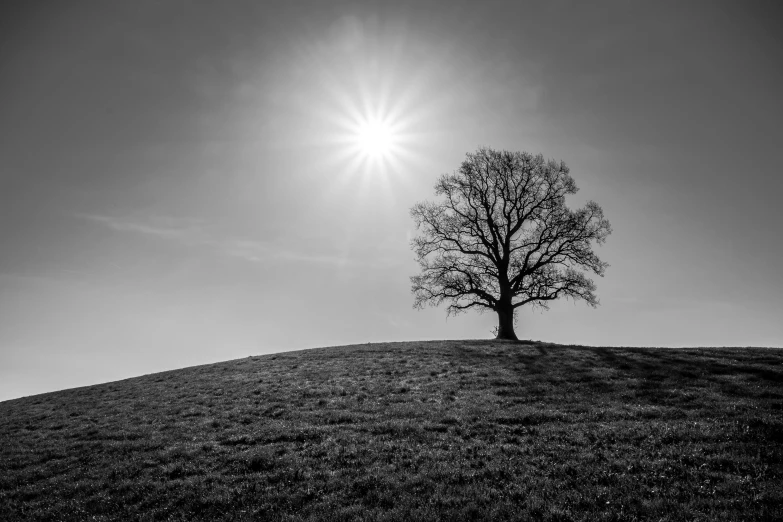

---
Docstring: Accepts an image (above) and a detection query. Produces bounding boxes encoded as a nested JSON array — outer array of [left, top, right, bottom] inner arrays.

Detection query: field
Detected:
[[1, 340, 781, 521]]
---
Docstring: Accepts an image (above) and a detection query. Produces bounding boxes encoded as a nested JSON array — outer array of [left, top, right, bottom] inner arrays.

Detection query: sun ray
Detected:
[[281, 16, 448, 206]]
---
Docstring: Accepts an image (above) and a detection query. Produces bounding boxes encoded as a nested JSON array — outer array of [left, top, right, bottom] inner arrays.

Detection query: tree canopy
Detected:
[[410, 147, 611, 340]]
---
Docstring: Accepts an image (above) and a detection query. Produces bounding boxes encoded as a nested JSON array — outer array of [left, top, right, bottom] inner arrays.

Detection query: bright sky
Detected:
[[2, 1, 782, 401]]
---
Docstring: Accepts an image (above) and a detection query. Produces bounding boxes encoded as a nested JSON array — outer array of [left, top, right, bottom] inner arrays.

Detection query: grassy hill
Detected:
[[1, 340, 781, 521]]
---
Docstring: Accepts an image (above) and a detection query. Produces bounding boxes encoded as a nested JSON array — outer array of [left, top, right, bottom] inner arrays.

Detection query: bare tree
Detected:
[[410, 147, 611, 340]]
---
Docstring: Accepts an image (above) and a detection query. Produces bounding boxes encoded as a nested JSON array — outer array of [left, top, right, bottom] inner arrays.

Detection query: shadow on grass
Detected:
[[589, 346, 783, 401]]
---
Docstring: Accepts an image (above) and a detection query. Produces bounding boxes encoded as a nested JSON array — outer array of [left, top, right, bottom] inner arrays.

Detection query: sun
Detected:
[[354, 117, 396, 160]]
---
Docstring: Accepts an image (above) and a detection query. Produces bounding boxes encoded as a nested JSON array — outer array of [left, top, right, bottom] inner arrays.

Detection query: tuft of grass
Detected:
[[1, 340, 782, 520]]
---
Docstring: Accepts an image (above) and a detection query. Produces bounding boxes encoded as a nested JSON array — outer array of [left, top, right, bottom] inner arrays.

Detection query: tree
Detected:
[[410, 147, 611, 341]]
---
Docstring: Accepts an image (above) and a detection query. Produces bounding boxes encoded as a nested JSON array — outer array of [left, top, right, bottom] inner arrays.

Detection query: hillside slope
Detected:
[[1, 340, 782, 521]]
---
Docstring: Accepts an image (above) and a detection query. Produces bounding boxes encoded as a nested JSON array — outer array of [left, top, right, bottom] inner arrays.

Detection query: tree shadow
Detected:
[[587, 346, 783, 404]]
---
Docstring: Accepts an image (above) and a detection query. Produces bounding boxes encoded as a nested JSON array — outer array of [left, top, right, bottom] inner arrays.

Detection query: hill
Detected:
[[1, 340, 781, 521]]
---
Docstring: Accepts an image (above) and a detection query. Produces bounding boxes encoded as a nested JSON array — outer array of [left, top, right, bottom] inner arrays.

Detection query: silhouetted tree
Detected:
[[410, 147, 611, 340]]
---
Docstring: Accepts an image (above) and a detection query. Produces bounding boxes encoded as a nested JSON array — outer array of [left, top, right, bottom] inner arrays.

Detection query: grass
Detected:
[[1, 340, 781, 521]]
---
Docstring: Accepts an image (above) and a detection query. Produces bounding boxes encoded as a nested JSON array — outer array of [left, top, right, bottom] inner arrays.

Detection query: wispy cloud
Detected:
[[222, 239, 360, 266], [80, 214, 207, 241], [81, 214, 361, 267]]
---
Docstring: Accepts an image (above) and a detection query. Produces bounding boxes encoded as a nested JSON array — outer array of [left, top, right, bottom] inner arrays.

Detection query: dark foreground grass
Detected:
[[1, 341, 781, 521]]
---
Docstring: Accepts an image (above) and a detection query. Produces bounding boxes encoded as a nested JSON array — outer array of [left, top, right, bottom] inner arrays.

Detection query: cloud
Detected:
[[220, 238, 364, 268], [81, 214, 361, 267], [80, 214, 206, 240]]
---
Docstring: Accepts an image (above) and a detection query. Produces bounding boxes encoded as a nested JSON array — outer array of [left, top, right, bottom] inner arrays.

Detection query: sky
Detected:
[[1, 0, 782, 401]]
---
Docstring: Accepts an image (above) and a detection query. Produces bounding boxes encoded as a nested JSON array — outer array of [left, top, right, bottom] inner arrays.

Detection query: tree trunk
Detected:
[[495, 304, 518, 341]]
